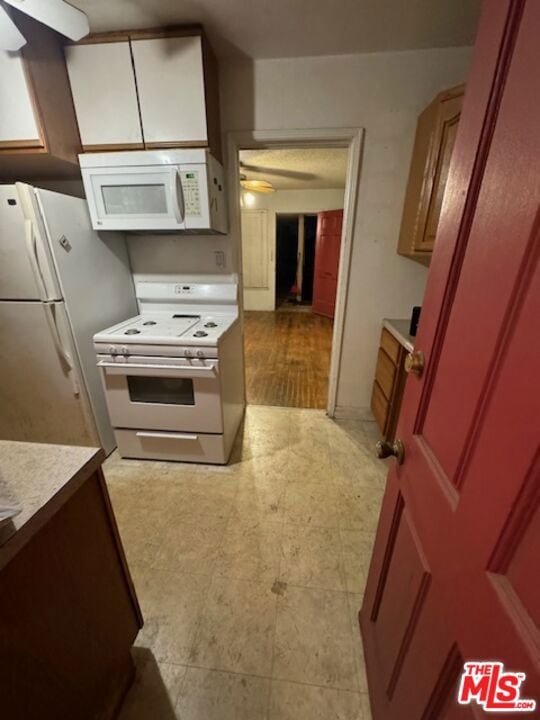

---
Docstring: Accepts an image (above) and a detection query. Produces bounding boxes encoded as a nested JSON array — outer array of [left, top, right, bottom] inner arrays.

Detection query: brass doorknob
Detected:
[[405, 350, 425, 376], [376, 439, 405, 465]]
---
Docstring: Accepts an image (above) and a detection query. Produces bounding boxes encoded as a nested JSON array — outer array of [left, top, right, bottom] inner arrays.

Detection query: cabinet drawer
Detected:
[[380, 328, 400, 365], [371, 381, 389, 434], [115, 429, 227, 464], [375, 348, 397, 400]]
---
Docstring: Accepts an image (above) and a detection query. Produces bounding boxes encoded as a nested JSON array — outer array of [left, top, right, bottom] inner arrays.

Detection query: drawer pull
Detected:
[[136, 431, 198, 441]]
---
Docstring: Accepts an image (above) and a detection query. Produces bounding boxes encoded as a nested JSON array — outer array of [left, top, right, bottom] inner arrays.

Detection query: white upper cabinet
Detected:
[[131, 36, 208, 147], [64, 30, 222, 160], [0, 51, 41, 145], [0, 14, 81, 180], [65, 42, 143, 149]]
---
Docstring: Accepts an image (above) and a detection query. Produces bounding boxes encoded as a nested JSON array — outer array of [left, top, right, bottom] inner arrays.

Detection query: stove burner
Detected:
[[143, 320, 157, 326], [204, 322, 218, 328], [124, 328, 141, 335], [193, 331, 208, 338]]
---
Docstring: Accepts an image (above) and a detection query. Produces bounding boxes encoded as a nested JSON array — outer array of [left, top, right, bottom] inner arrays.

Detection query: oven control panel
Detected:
[[95, 343, 218, 359]]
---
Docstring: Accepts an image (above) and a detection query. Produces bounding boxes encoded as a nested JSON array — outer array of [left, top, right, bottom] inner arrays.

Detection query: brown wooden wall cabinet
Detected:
[[0, 12, 81, 181], [0, 449, 142, 720], [371, 327, 408, 442], [397, 84, 465, 265], [65, 27, 222, 161]]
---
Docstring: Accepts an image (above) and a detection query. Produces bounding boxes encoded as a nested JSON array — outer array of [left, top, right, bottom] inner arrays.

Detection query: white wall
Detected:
[[125, 46, 471, 414], [220, 47, 472, 414], [242, 188, 345, 310]]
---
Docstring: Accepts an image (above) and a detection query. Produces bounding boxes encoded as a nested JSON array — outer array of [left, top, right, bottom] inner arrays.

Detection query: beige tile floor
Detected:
[[104, 406, 387, 720]]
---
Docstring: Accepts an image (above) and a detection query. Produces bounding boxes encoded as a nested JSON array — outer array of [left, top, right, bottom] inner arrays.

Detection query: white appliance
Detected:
[[0, 183, 137, 454], [94, 281, 245, 464], [79, 149, 227, 233]]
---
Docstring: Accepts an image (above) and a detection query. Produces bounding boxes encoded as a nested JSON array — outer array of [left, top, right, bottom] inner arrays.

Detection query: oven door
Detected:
[[97, 356, 223, 433], [82, 165, 186, 231]]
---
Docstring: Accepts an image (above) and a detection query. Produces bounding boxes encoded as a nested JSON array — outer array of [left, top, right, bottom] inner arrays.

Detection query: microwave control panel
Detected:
[[181, 171, 202, 217]]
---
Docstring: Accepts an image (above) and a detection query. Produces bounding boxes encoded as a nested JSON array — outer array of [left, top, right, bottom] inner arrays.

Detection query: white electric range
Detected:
[[94, 281, 245, 464]]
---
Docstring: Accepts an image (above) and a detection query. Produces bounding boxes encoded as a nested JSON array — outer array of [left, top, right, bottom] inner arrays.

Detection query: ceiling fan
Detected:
[[239, 161, 316, 193], [240, 174, 275, 194], [0, 0, 89, 51]]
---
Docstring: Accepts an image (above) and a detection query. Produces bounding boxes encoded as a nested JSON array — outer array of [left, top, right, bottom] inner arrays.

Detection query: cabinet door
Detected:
[[131, 36, 208, 147], [65, 42, 143, 149], [0, 51, 41, 147], [415, 91, 463, 252]]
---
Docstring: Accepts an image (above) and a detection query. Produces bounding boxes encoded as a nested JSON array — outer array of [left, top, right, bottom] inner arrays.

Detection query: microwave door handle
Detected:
[[171, 168, 185, 224]]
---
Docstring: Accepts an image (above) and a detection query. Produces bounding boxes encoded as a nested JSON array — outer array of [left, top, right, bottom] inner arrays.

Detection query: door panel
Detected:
[[312, 209, 343, 318], [242, 210, 274, 311], [360, 2, 540, 718], [373, 504, 431, 696], [0, 301, 95, 446]]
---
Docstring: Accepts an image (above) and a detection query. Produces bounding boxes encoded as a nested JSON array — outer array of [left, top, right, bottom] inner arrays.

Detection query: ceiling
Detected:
[[239, 148, 348, 191], [71, 0, 481, 59]]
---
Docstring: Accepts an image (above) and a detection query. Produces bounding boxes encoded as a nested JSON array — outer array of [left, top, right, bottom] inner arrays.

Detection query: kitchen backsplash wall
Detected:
[[127, 234, 233, 283]]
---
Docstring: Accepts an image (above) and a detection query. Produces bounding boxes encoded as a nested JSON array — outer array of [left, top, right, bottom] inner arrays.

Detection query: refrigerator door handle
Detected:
[[43, 303, 80, 396], [24, 219, 50, 302]]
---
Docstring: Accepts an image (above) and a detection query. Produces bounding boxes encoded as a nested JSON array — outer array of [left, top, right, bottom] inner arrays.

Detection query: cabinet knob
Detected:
[[376, 439, 405, 465], [405, 350, 425, 376]]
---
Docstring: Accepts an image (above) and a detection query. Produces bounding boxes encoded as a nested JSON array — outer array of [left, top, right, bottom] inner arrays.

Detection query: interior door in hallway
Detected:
[[241, 210, 273, 311], [312, 209, 343, 318], [360, 1, 540, 718]]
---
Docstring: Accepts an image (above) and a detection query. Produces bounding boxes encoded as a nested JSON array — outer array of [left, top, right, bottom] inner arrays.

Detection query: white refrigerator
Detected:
[[0, 183, 137, 454]]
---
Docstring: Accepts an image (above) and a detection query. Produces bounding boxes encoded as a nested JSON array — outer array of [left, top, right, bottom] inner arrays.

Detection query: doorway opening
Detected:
[[238, 146, 352, 409], [275, 213, 317, 311]]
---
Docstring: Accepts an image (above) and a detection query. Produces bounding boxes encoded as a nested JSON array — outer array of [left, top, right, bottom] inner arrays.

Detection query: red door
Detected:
[[312, 209, 343, 318], [360, 2, 539, 718]]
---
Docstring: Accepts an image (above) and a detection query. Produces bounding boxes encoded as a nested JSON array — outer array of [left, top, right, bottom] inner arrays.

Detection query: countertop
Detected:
[[383, 318, 416, 353], [0, 441, 102, 546]]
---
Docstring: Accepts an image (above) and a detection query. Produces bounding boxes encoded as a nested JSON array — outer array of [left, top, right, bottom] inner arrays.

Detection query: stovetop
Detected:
[[93, 311, 237, 347]]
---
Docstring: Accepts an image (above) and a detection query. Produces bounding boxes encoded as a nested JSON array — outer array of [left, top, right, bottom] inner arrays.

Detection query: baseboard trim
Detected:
[[333, 405, 374, 421]]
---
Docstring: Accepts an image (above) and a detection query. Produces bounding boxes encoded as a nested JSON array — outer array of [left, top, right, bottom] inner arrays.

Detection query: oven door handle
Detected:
[[97, 360, 217, 378]]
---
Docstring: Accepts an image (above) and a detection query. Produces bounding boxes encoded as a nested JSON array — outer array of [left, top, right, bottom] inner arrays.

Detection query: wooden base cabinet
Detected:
[[397, 84, 465, 265], [371, 328, 407, 442], [0, 462, 142, 720]]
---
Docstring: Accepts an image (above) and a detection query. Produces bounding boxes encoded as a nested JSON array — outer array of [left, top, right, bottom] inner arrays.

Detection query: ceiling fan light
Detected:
[[240, 179, 276, 194]]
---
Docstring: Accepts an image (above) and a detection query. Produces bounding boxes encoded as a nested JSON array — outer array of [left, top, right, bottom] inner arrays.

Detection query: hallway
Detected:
[[244, 311, 333, 409]]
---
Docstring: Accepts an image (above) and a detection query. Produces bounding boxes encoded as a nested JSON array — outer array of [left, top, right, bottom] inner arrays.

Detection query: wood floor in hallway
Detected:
[[244, 310, 334, 408]]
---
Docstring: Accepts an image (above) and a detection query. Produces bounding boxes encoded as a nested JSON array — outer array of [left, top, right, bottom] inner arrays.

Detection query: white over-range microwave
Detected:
[[79, 149, 227, 233]]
